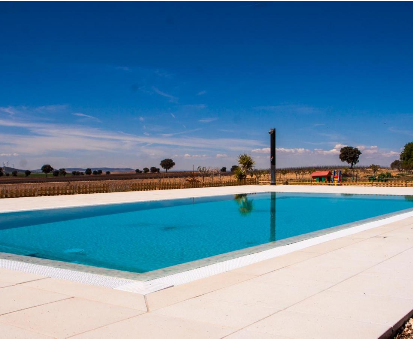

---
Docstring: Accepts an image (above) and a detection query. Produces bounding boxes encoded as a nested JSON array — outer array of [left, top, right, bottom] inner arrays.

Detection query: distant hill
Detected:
[[30, 167, 136, 173], [1, 167, 25, 173]]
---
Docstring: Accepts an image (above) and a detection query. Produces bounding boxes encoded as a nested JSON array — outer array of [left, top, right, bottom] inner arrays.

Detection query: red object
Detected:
[[311, 171, 332, 178]]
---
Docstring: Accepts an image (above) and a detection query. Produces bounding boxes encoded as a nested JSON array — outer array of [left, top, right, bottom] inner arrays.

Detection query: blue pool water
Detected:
[[0, 193, 412, 274]]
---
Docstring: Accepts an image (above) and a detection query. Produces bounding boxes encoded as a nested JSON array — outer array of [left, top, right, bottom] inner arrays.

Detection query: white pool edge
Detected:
[[1, 208, 412, 295]]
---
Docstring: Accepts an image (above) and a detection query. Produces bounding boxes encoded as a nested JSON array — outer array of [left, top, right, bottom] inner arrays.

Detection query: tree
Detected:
[[230, 165, 239, 172], [160, 159, 175, 173], [135, 169, 142, 174], [92, 170, 98, 175], [400, 142, 413, 171], [280, 169, 289, 180], [12, 170, 18, 177], [52, 170, 59, 176], [370, 164, 380, 176], [41, 164, 54, 177], [59, 168, 67, 177], [97, 169, 102, 175], [25, 170, 31, 177], [0, 169, 3, 177], [143, 167, 149, 173], [106, 171, 111, 175], [339, 146, 362, 169], [391, 160, 402, 172], [72, 171, 78, 176], [197, 166, 211, 182], [238, 154, 255, 173], [85, 168, 92, 175], [150, 167, 158, 173], [220, 167, 227, 172]]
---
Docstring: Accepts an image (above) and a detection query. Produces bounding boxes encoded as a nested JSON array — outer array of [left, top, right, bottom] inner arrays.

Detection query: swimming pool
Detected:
[[0, 192, 412, 276]]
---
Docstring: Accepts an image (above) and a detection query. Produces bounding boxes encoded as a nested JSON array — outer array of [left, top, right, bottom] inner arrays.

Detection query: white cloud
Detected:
[[139, 116, 144, 122], [199, 117, 218, 123], [184, 154, 207, 158], [197, 90, 207, 96], [252, 147, 311, 154], [216, 154, 228, 158], [0, 153, 19, 157]]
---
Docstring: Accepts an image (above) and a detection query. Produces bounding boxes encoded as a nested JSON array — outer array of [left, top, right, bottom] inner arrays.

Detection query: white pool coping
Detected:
[[0, 185, 412, 294]]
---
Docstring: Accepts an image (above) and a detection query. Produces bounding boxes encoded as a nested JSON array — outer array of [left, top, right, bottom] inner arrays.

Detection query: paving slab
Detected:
[[287, 289, 413, 326], [0, 323, 52, 339], [300, 236, 364, 254], [0, 297, 144, 338], [199, 279, 328, 311], [365, 247, 413, 277], [0, 267, 46, 284], [224, 329, 291, 339], [70, 313, 236, 339], [244, 310, 390, 339], [329, 271, 413, 300], [146, 271, 254, 311], [23, 278, 147, 311], [0, 285, 69, 316], [253, 254, 371, 285], [231, 250, 318, 276], [153, 295, 280, 329], [0, 280, 15, 288]]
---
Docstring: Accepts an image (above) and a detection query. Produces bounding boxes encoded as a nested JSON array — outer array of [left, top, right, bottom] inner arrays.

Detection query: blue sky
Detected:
[[1, 2, 412, 170]]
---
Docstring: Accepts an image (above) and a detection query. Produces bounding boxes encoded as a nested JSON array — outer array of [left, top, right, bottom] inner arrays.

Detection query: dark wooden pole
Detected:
[[269, 128, 276, 185]]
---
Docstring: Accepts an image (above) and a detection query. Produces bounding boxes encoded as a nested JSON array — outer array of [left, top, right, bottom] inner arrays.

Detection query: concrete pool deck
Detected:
[[0, 185, 413, 338]]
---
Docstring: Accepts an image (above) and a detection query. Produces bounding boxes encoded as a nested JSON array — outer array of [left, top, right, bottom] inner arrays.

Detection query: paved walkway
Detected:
[[1, 186, 413, 338]]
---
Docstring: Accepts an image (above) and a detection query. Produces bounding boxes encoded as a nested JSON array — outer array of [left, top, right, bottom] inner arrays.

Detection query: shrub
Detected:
[[52, 170, 59, 176], [25, 170, 31, 177], [97, 170, 102, 175], [59, 168, 67, 177], [92, 170, 98, 175], [220, 167, 227, 172], [106, 171, 111, 175], [12, 170, 18, 177], [143, 167, 149, 173], [85, 168, 92, 175]]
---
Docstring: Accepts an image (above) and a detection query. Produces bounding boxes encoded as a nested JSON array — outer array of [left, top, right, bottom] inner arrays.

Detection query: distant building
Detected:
[[311, 171, 332, 183]]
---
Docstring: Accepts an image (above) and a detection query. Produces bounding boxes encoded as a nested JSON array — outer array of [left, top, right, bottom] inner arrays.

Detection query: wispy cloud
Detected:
[[216, 153, 228, 158], [199, 117, 218, 123], [0, 117, 264, 156], [152, 86, 178, 103], [388, 127, 413, 137], [0, 106, 19, 115], [72, 113, 101, 123], [197, 90, 207, 96], [170, 113, 176, 119], [115, 66, 130, 71], [254, 104, 322, 115], [183, 104, 206, 109], [161, 128, 202, 137]]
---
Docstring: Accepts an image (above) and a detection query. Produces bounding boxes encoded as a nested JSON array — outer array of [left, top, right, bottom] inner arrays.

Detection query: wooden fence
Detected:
[[276, 181, 413, 187], [0, 178, 258, 199]]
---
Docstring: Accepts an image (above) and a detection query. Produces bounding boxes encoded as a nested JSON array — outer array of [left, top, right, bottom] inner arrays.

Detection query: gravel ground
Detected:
[[396, 318, 413, 339]]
